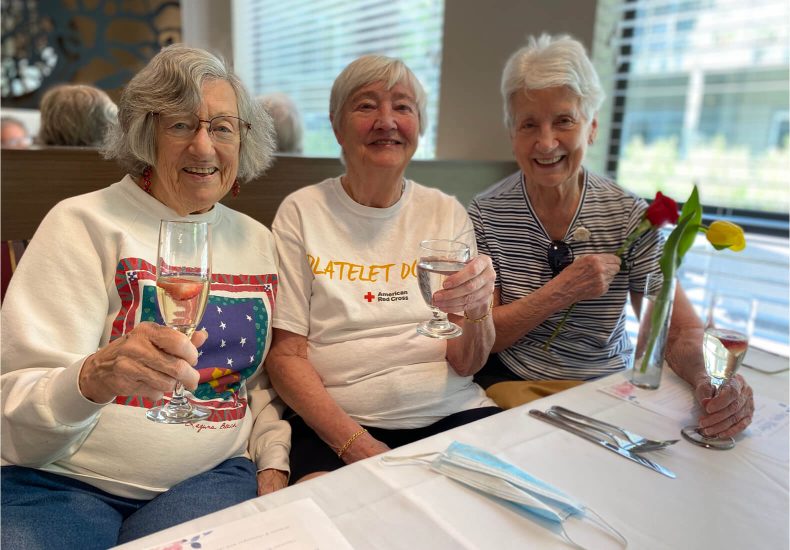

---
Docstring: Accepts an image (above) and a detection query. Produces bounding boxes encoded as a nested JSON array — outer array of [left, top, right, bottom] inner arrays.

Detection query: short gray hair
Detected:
[[38, 84, 117, 146], [259, 92, 304, 154], [329, 54, 427, 136], [501, 34, 604, 129], [103, 44, 275, 182]]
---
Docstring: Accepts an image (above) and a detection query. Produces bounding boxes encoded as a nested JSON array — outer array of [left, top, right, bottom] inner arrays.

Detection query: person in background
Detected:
[[266, 54, 500, 484], [1, 116, 31, 148], [37, 83, 118, 146], [469, 34, 753, 438], [1, 45, 289, 549], [258, 92, 304, 154]]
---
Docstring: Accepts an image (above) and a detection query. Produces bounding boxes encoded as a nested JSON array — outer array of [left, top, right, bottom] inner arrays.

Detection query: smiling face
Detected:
[[509, 86, 597, 193], [150, 80, 240, 215], [333, 80, 419, 175]]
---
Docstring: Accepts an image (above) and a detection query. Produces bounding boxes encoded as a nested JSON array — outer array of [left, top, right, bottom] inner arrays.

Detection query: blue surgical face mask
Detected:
[[382, 441, 626, 549]]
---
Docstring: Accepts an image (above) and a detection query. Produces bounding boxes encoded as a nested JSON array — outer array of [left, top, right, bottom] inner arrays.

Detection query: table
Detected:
[[118, 366, 789, 550]]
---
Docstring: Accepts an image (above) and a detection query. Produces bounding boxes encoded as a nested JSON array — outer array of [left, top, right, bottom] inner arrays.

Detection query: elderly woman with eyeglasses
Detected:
[[266, 55, 500, 484], [469, 34, 754, 438], [1, 45, 290, 548]]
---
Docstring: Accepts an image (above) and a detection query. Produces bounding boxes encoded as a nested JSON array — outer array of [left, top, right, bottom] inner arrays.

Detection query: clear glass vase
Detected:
[[630, 272, 676, 390]]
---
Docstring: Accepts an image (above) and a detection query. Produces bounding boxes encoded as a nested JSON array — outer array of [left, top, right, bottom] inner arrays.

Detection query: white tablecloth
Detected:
[[118, 366, 789, 550]]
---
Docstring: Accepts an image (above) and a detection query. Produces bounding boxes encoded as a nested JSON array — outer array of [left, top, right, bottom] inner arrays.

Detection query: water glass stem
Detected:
[[170, 381, 188, 407]]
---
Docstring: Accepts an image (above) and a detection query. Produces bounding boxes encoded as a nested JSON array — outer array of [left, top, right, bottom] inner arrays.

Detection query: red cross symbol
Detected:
[[364, 292, 375, 302]]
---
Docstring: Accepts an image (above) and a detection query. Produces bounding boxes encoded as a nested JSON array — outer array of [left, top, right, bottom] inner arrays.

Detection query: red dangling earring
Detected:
[[141, 166, 153, 195], [232, 180, 241, 197]]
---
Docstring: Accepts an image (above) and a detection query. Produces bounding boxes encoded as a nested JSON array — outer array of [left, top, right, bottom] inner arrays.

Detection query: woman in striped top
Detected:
[[469, 34, 754, 439]]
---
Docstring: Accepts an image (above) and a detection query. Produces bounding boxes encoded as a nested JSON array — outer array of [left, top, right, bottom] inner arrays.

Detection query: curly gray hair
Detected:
[[501, 34, 605, 129], [39, 84, 117, 146], [102, 44, 274, 182]]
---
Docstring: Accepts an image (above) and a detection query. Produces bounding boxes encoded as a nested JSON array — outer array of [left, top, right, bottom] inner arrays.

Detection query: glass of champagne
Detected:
[[146, 220, 212, 424], [416, 239, 470, 339], [680, 292, 753, 449]]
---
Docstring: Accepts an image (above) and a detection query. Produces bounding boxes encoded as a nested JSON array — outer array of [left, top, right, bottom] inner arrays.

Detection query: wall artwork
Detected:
[[1, 0, 181, 107]]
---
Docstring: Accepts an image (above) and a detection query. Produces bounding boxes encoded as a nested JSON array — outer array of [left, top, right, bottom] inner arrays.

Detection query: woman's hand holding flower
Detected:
[[552, 254, 621, 303], [432, 255, 496, 319], [79, 322, 206, 403]]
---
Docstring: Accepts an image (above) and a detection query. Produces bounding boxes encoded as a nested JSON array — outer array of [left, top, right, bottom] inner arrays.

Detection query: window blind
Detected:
[[603, 0, 789, 221], [233, 0, 444, 159]]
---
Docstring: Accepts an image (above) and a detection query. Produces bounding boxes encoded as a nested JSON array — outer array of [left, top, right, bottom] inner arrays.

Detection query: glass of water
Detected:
[[416, 239, 470, 339]]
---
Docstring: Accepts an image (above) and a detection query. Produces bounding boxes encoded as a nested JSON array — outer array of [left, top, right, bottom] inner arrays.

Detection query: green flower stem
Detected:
[[638, 201, 700, 373], [544, 306, 573, 351], [615, 218, 653, 257], [639, 277, 675, 373]]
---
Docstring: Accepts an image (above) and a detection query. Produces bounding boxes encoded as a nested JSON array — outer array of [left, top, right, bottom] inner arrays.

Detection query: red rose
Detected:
[[645, 191, 679, 227]]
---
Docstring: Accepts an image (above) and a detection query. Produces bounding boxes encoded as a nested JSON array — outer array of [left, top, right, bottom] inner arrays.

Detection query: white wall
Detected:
[[181, 0, 234, 65], [0, 108, 40, 136], [436, 0, 598, 160]]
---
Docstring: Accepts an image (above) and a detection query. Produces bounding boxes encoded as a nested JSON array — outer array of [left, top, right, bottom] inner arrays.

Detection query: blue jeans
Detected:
[[1, 457, 257, 549]]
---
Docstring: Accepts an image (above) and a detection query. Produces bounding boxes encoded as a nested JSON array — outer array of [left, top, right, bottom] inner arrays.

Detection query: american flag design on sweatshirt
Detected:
[[110, 258, 276, 421]]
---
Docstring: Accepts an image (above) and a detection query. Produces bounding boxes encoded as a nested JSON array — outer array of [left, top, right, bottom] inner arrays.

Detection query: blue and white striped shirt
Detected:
[[469, 168, 660, 381]]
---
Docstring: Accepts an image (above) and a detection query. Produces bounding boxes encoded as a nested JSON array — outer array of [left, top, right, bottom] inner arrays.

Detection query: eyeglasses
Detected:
[[152, 112, 250, 144], [547, 240, 573, 277]]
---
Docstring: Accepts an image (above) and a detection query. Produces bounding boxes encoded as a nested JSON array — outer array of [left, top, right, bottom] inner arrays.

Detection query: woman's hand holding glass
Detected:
[[681, 293, 756, 449], [417, 240, 471, 338], [693, 373, 754, 439], [430, 254, 496, 322], [78, 323, 206, 404]]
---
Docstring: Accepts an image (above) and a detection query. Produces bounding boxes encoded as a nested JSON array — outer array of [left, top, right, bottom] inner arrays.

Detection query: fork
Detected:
[[548, 406, 678, 451], [544, 410, 662, 453]]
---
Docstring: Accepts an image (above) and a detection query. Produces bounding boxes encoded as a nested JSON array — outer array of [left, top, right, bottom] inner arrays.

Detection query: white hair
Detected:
[[501, 34, 605, 129]]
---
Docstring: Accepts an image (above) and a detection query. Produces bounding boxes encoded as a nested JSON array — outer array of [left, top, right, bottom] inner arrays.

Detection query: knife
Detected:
[[528, 409, 676, 479]]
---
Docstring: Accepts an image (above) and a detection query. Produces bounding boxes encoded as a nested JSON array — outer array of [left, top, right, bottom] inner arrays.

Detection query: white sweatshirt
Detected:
[[1, 176, 290, 499]]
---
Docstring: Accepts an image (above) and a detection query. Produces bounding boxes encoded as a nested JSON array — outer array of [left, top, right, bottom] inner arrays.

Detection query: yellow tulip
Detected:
[[706, 221, 746, 251]]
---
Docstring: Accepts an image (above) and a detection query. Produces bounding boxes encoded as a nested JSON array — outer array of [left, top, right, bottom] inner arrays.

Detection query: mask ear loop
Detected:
[[382, 452, 627, 549], [380, 452, 439, 467], [558, 507, 628, 550]]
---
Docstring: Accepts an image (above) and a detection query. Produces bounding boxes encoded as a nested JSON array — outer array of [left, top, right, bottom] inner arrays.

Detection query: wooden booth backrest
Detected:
[[1, 147, 517, 300], [1, 147, 518, 241]]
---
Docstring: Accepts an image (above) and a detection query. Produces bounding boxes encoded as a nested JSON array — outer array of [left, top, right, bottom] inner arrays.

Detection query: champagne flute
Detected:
[[416, 239, 470, 339], [680, 292, 754, 449], [146, 220, 212, 424]]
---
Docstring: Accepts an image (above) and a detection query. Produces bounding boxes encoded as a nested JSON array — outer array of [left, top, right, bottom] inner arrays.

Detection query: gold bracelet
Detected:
[[337, 428, 368, 458], [464, 298, 494, 323]]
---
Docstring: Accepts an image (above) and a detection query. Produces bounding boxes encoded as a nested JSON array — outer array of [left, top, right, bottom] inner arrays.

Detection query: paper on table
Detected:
[[597, 372, 699, 422], [599, 374, 789, 463], [143, 499, 353, 550], [738, 396, 790, 462]]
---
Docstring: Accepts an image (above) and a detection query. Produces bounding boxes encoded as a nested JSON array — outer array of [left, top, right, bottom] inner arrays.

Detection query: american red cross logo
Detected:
[[364, 292, 375, 302]]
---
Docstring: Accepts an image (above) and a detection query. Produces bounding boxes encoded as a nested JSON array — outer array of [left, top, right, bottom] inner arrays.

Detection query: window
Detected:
[[233, 0, 444, 158], [598, 0, 789, 214], [595, 0, 789, 354]]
